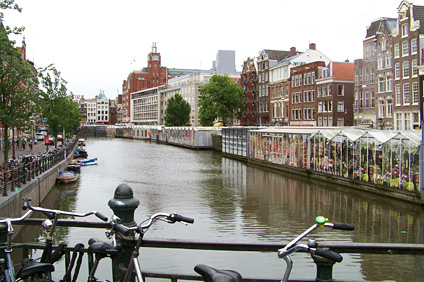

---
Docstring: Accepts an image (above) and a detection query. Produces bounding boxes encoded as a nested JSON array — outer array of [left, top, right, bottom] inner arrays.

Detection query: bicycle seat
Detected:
[[16, 258, 54, 279], [194, 264, 243, 282], [88, 238, 121, 254]]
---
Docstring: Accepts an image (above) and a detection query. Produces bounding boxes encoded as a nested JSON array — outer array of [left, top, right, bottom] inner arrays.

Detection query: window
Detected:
[[317, 86, 322, 97], [403, 83, 410, 104], [312, 72, 315, 84], [360, 91, 363, 109], [413, 82, 419, 104], [395, 63, 401, 79], [396, 113, 402, 130], [337, 101, 344, 112], [387, 100, 393, 117], [365, 67, 370, 83], [377, 56, 384, 70], [365, 91, 370, 108], [337, 85, 344, 96], [328, 100, 332, 111], [405, 113, 410, 130], [378, 77, 384, 93], [355, 91, 358, 110], [371, 66, 375, 84], [395, 85, 401, 105], [304, 74, 307, 85], [402, 41, 409, 56], [386, 76, 392, 92], [411, 38, 418, 54], [318, 101, 323, 113], [385, 55, 392, 68], [403, 61, 409, 78], [382, 39, 387, 51], [371, 91, 375, 108], [394, 43, 400, 58], [323, 85, 327, 97], [378, 100, 385, 118], [337, 118, 344, 126], [402, 23, 409, 37], [299, 75, 302, 86], [312, 90, 315, 102], [412, 59, 418, 76]]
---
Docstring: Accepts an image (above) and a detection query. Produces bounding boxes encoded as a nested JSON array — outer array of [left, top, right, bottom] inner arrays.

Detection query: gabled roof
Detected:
[[259, 49, 291, 61], [413, 5, 424, 34]]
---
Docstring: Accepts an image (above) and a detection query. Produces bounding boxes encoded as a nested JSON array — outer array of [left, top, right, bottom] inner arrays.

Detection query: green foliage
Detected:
[[164, 93, 191, 126], [38, 65, 80, 146], [0, 0, 39, 169], [198, 74, 245, 126]]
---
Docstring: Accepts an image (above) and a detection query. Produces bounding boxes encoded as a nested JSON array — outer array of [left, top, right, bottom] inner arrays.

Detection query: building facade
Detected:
[[315, 62, 355, 126], [257, 49, 291, 125], [240, 58, 258, 126], [392, 0, 423, 130]]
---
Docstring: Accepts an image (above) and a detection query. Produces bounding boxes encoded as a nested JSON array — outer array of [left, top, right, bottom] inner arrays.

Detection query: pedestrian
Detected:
[[29, 139, 33, 150], [22, 137, 26, 151], [16, 138, 19, 149]]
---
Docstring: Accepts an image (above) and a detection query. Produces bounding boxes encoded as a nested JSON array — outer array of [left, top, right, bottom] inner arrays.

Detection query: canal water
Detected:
[[40, 138, 423, 281]]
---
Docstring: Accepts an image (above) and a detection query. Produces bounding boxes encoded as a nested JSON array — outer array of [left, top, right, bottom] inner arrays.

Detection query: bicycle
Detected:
[[89, 212, 194, 282], [194, 216, 354, 282], [21, 198, 109, 282], [0, 206, 54, 282]]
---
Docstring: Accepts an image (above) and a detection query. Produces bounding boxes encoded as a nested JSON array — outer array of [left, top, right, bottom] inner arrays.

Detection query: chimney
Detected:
[[309, 43, 316, 50], [290, 47, 297, 56]]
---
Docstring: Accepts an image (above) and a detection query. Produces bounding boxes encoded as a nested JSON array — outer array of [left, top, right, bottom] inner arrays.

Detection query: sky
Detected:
[[1, 0, 414, 99]]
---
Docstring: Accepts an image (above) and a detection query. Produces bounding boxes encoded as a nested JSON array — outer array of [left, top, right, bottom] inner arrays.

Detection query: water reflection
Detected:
[[31, 138, 424, 281]]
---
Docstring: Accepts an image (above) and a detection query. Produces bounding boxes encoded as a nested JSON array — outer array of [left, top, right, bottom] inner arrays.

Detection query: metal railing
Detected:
[[1, 139, 78, 196], [4, 219, 424, 282]]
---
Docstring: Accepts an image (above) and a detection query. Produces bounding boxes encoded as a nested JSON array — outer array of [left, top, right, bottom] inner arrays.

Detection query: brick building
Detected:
[[315, 62, 355, 126], [240, 58, 258, 125]]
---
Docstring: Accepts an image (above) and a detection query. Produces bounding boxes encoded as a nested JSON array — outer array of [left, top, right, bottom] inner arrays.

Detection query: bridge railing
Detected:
[[3, 219, 424, 282]]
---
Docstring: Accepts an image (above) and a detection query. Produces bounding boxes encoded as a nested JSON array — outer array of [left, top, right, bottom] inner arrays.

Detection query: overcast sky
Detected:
[[3, 0, 410, 99]]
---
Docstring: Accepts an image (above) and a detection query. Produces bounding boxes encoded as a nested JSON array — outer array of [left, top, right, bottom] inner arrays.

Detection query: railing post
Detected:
[[311, 254, 337, 281], [108, 183, 140, 282]]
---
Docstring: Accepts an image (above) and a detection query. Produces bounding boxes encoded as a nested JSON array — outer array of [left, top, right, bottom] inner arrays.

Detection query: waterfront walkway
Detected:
[[0, 142, 59, 164]]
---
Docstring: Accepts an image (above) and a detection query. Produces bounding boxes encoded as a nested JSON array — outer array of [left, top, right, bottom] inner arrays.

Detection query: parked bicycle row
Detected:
[[0, 197, 354, 282], [1, 139, 78, 197]]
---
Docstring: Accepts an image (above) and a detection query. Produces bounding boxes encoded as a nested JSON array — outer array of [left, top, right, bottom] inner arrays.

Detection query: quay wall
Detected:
[[81, 125, 424, 205]]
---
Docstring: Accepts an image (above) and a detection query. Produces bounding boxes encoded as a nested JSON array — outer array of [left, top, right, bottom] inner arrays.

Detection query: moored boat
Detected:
[[78, 157, 98, 166], [78, 138, 86, 146], [56, 171, 79, 184]]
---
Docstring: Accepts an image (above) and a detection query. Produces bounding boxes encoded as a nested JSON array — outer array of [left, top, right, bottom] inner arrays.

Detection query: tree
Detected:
[[38, 65, 80, 147], [0, 1, 40, 172], [164, 93, 191, 126], [198, 74, 245, 126]]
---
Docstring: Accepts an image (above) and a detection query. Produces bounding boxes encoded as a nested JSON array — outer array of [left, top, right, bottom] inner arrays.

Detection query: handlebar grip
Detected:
[[315, 248, 343, 262], [332, 223, 355, 231], [114, 224, 130, 236], [173, 214, 194, 224], [22, 201, 29, 211], [95, 212, 108, 222]]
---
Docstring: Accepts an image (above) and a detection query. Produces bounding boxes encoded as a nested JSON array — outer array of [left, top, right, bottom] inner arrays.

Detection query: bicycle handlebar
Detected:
[[22, 198, 108, 222], [110, 212, 194, 234], [0, 210, 33, 232]]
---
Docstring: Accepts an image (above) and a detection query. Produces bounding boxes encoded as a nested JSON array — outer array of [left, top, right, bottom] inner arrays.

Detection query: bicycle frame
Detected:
[[0, 210, 33, 282]]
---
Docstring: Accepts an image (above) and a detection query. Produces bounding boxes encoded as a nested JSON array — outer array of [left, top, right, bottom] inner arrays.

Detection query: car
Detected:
[[45, 136, 54, 145], [57, 134, 63, 141], [36, 133, 45, 141]]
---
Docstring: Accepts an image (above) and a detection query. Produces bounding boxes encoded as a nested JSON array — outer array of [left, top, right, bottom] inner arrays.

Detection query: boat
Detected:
[[66, 163, 81, 173], [74, 148, 88, 158], [78, 138, 86, 146], [56, 171, 79, 184], [78, 157, 98, 166]]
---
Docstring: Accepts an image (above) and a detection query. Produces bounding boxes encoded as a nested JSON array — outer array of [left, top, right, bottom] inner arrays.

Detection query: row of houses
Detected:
[[78, 1, 424, 131]]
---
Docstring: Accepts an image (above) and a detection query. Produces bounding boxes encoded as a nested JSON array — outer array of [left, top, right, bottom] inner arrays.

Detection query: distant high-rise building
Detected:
[[214, 50, 236, 74]]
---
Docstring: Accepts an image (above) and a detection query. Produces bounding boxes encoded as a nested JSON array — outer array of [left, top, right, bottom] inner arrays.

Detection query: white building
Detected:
[[96, 90, 109, 124]]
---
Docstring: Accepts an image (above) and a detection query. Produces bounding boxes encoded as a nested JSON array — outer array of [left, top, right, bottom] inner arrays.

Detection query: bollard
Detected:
[[108, 183, 140, 282], [311, 254, 337, 281]]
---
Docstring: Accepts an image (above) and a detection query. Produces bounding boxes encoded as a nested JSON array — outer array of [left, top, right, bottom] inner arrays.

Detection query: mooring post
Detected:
[[311, 254, 337, 281], [108, 183, 140, 282]]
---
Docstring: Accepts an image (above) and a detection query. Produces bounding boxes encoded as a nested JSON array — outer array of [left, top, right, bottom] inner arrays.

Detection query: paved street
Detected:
[[0, 141, 57, 164]]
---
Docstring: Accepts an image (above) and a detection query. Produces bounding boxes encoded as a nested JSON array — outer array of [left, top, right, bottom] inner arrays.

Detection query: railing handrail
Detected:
[[7, 218, 424, 256]]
